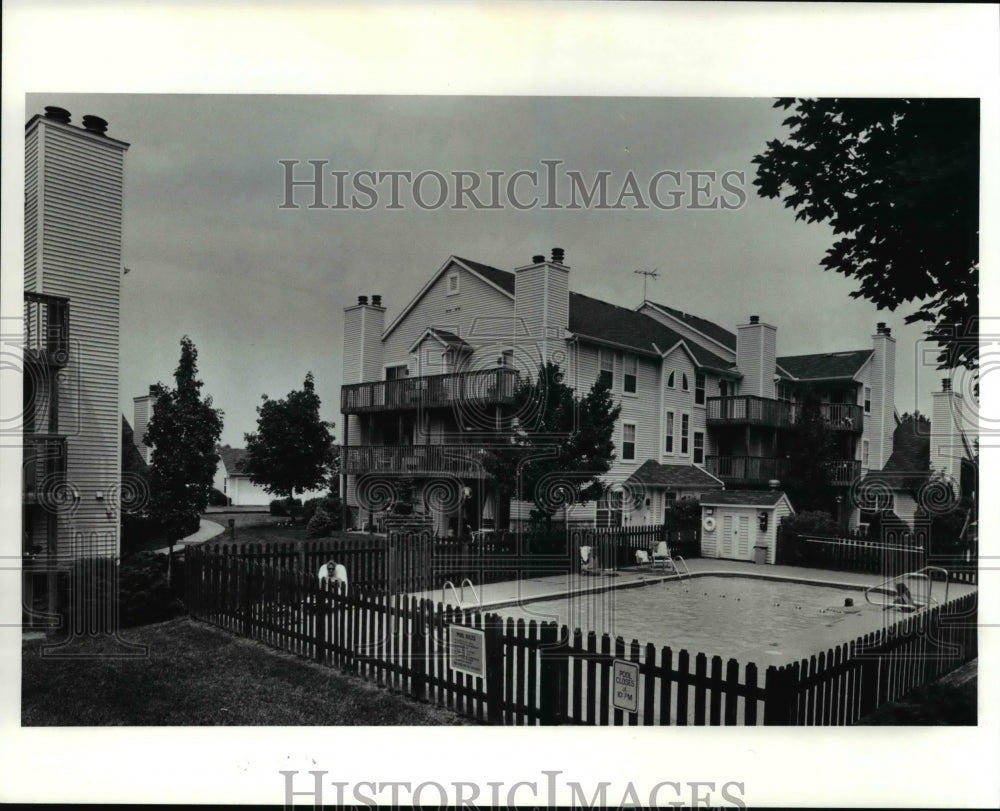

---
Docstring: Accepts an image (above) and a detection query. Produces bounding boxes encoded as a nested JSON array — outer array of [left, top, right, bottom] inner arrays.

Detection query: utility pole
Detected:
[[634, 268, 659, 301]]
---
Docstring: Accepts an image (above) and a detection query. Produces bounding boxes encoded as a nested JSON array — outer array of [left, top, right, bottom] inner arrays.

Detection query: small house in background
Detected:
[[700, 489, 794, 564], [213, 445, 274, 506]]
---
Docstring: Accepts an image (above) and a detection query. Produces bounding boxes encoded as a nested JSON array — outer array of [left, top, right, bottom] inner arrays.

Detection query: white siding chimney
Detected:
[[132, 385, 158, 464], [514, 248, 570, 377], [342, 295, 385, 385], [931, 377, 964, 497], [735, 316, 777, 398], [869, 325, 896, 470]]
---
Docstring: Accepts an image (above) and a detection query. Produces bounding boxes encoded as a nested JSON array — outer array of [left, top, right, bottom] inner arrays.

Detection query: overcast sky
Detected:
[[27, 93, 945, 445]]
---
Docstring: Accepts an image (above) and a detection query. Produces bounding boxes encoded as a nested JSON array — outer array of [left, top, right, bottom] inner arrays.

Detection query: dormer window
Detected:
[[446, 271, 460, 296]]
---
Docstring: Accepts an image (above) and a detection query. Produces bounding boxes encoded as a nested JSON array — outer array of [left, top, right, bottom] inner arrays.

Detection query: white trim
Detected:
[[382, 256, 514, 341], [664, 409, 675, 455], [407, 326, 468, 355]]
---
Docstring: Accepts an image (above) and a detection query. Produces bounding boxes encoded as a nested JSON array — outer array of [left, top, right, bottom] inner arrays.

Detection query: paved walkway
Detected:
[[152, 518, 225, 555]]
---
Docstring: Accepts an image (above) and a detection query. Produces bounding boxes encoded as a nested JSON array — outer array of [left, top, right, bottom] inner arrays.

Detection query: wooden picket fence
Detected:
[[188, 523, 697, 596], [183, 551, 977, 725]]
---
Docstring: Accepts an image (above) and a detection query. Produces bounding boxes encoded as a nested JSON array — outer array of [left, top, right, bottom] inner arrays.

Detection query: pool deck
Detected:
[[414, 558, 977, 612]]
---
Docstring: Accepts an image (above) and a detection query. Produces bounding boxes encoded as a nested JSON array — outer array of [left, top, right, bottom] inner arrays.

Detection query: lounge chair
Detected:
[[635, 549, 652, 567], [580, 545, 598, 575], [651, 541, 676, 572]]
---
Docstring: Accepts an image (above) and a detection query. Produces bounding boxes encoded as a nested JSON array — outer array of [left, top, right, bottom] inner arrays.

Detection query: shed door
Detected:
[[720, 514, 734, 558], [737, 515, 751, 559]]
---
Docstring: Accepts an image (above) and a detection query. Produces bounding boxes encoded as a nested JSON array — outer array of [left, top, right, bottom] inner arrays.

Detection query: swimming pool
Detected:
[[495, 574, 889, 666]]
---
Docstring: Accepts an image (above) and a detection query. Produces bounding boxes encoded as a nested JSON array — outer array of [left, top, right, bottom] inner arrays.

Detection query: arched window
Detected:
[[682, 373, 689, 391], [667, 371, 675, 388]]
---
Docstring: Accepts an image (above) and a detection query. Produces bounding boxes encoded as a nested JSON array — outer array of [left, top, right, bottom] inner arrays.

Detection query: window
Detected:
[[682, 373, 689, 391], [695, 372, 705, 405], [863, 439, 870, 468], [446, 271, 460, 295], [693, 431, 704, 464], [386, 364, 409, 380], [680, 414, 690, 455], [624, 354, 638, 394], [599, 349, 614, 389], [664, 411, 674, 453], [622, 423, 636, 461], [864, 386, 872, 414], [667, 371, 675, 388]]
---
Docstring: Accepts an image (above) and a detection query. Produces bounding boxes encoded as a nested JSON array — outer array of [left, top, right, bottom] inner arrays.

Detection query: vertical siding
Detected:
[[33, 120, 128, 559], [381, 261, 515, 375]]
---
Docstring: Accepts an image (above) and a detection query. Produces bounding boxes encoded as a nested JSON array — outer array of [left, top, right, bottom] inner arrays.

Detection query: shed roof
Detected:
[[700, 490, 790, 507], [626, 460, 725, 489]]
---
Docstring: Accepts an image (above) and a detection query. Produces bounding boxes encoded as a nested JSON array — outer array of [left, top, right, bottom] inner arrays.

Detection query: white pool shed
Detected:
[[700, 490, 795, 564]]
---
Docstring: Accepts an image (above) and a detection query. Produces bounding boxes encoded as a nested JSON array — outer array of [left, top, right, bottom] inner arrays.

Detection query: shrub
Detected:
[[303, 494, 343, 529], [306, 505, 335, 538], [269, 497, 302, 516], [120, 513, 164, 556], [780, 510, 841, 537], [208, 487, 229, 506], [664, 497, 701, 530]]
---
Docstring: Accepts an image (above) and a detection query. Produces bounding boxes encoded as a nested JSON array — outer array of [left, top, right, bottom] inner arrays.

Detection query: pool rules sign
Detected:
[[449, 625, 486, 680], [613, 659, 639, 714]]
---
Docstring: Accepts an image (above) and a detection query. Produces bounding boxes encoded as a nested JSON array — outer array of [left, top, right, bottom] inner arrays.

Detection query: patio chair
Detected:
[[580, 545, 598, 575], [651, 541, 677, 572], [635, 549, 652, 567]]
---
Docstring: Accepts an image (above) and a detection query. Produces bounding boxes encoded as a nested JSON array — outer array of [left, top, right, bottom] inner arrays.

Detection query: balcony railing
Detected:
[[23, 434, 67, 504], [24, 293, 70, 367], [706, 396, 863, 433], [342, 367, 519, 415], [825, 459, 862, 486], [792, 402, 864, 433], [342, 444, 500, 477], [704, 455, 787, 484], [706, 396, 792, 428]]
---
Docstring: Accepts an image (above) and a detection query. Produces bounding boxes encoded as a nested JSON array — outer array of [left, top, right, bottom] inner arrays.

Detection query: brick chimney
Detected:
[[514, 248, 570, 377], [735, 315, 777, 398], [868, 323, 896, 470]]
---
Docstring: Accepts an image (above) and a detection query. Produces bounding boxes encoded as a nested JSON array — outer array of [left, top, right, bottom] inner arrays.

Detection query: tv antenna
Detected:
[[634, 268, 659, 301]]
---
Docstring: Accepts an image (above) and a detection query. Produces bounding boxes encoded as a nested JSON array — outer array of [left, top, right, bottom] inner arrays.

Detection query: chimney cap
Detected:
[[371, 294, 382, 307], [148, 384, 158, 396], [44, 106, 71, 124], [941, 378, 952, 392], [358, 295, 369, 306], [749, 315, 760, 324], [551, 247, 565, 264], [532, 254, 545, 264], [767, 479, 781, 490], [82, 114, 108, 135]]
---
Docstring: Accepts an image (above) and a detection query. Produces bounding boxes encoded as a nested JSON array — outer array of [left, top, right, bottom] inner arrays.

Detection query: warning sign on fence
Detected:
[[612, 659, 639, 714], [449, 625, 486, 679]]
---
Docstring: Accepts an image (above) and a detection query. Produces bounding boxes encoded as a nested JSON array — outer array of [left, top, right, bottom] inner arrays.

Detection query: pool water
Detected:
[[497, 575, 884, 666]]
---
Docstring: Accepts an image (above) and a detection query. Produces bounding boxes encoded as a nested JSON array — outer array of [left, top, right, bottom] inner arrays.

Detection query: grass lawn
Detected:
[[22, 617, 467, 726]]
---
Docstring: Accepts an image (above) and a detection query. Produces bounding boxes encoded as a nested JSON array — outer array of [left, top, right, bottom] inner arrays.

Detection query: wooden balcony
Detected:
[[704, 455, 787, 485], [706, 396, 792, 428], [342, 444, 497, 477], [23, 434, 67, 504], [707, 396, 863, 434], [825, 459, 862, 486], [24, 293, 70, 367], [791, 402, 864, 433], [342, 367, 519, 415]]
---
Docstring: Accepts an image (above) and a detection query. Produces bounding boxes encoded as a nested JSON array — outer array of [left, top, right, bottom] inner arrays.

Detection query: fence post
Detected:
[[539, 622, 563, 726], [485, 614, 504, 725], [411, 597, 428, 702], [314, 579, 327, 664], [763, 665, 795, 725]]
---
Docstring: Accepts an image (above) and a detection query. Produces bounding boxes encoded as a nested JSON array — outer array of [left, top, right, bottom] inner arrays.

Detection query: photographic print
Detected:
[[2, 3, 997, 808]]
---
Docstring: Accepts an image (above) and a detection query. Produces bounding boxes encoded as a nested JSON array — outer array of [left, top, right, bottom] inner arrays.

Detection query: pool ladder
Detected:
[[660, 555, 689, 580], [442, 578, 481, 609], [864, 566, 949, 611]]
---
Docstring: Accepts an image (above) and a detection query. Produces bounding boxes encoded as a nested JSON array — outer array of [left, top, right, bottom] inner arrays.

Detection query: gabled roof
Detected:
[[700, 490, 792, 507], [626, 460, 725, 489], [409, 326, 473, 355], [217, 445, 250, 477], [644, 301, 737, 351], [568, 293, 733, 371], [776, 349, 873, 381], [454, 256, 515, 295]]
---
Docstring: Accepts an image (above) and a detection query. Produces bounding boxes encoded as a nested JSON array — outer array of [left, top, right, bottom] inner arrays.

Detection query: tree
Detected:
[[144, 337, 224, 575], [482, 362, 621, 535], [782, 395, 836, 514], [753, 98, 979, 372], [243, 372, 335, 502]]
